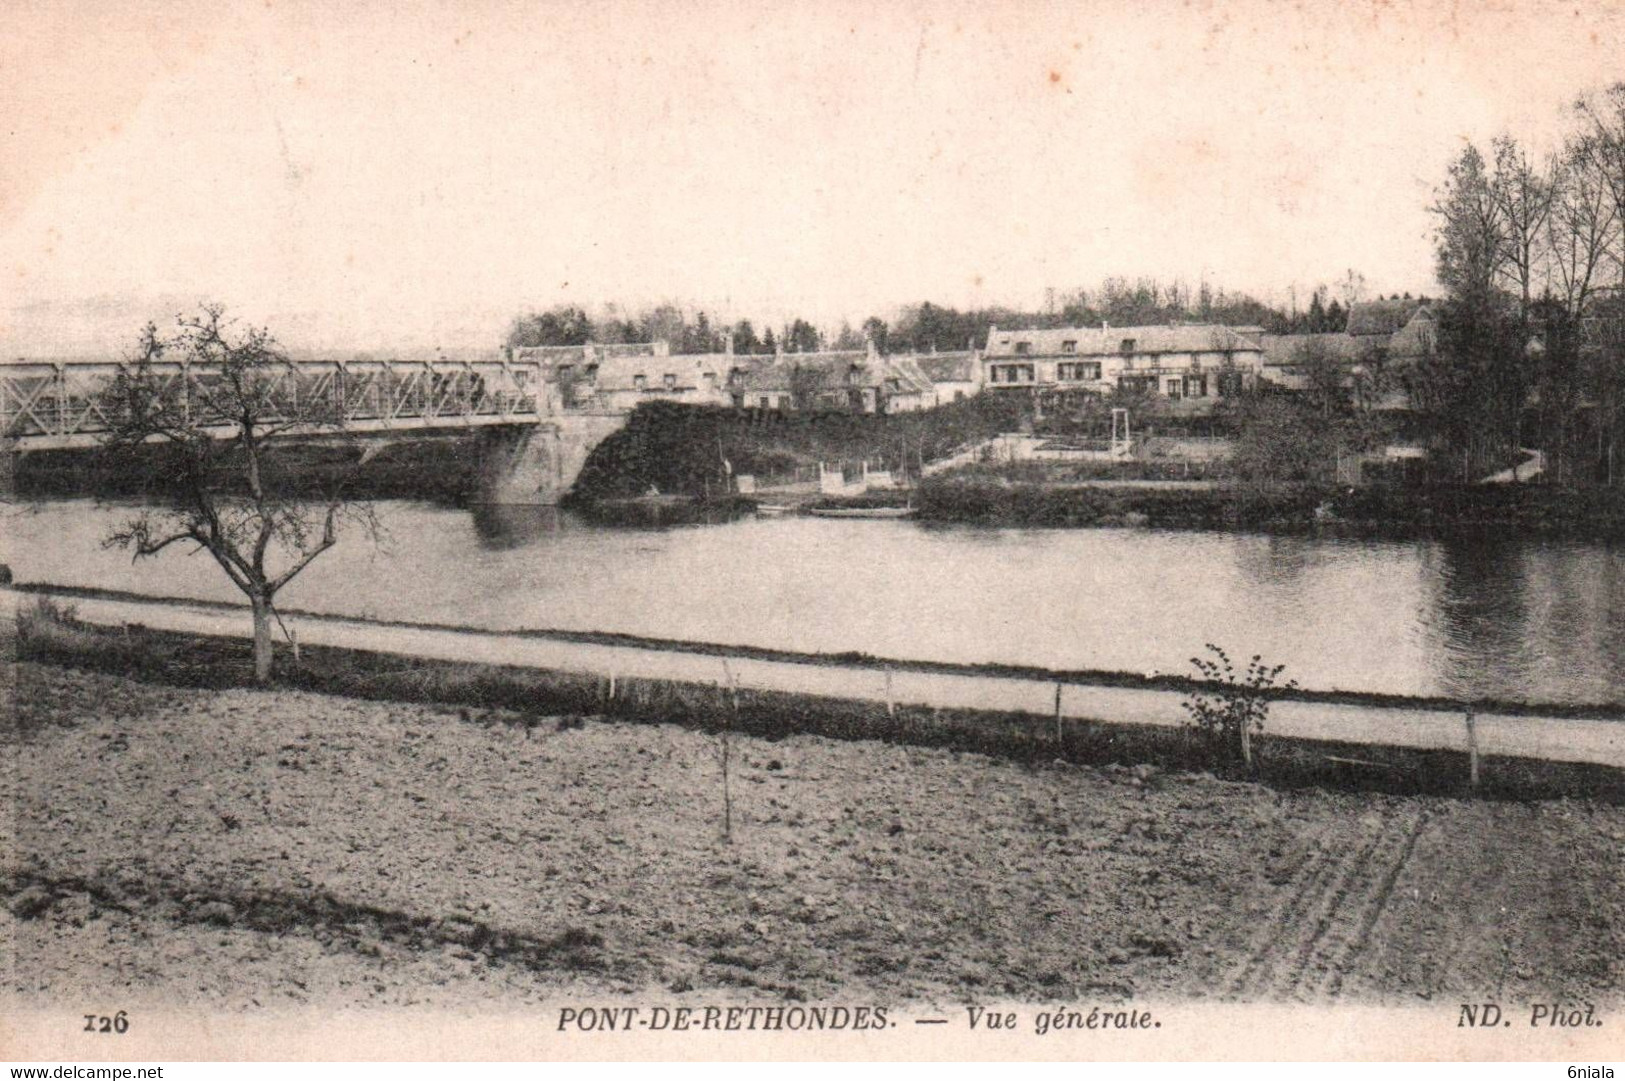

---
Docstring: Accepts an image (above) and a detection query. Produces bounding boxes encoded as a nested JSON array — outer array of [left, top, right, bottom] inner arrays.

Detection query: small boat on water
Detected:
[[807, 505, 916, 519], [754, 503, 795, 516]]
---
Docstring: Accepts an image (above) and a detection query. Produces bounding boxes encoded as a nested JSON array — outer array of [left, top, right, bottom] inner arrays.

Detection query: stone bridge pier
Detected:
[[474, 413, 627, 504]]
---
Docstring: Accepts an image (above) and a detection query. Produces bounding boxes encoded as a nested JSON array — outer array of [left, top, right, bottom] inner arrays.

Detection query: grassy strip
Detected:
[[15, 580, 1625, 721], [14, 601, 1624, 804]]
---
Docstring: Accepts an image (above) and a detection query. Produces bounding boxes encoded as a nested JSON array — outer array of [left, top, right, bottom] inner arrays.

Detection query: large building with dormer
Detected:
[[980, 323, 1264, 404]]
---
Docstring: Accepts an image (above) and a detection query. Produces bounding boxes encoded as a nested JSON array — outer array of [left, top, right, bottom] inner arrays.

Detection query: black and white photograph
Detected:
[[2, 0, 1623, 1064]]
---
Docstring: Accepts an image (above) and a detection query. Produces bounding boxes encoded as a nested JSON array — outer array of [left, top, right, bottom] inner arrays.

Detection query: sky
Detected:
[[3, 0, 1623, 354]]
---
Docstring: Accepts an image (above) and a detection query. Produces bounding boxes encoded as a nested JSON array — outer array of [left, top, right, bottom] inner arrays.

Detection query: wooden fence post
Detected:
[[722, 659, 740, 712], [884, 667, 895, 719], [1465, 708, 1479, 792], [1054, 682, 1064, 746]]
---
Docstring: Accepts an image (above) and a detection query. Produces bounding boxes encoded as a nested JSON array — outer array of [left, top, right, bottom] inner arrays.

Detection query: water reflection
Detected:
[[1429, 537, 1534, 701], [469, 504, 564, 550], [7, 498, 1625, 706]]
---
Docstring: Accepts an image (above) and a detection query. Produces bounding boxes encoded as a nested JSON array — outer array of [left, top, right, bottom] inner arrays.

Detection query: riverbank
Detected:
[[14, 591, 1625, 801], [917, 467, 1625, 539], [8, 436, 478, 504], [6, 658, 1623, 1011]]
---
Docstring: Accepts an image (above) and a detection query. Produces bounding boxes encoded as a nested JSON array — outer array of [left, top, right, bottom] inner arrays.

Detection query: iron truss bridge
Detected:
[[0, 356, 553, 451]]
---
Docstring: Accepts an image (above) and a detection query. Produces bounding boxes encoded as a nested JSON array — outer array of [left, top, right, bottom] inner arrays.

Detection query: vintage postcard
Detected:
[[2, 0, 1623, 1064]]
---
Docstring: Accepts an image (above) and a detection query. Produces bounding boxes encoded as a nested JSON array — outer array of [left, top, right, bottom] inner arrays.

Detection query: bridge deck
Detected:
[[1, 357, 552, 451]]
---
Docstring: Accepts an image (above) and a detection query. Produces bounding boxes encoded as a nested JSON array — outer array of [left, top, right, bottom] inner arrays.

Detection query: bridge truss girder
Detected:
[[0, 357, 549, 451]]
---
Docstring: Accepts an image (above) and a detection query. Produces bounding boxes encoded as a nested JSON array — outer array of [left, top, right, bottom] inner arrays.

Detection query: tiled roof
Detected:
[[914, 352, 979, 383], [984, 324, 1263, 358], [1259, 333, 1365, 367], [729, 351, 872, 393], [589, 352, 724, 392], [882, 354, 937, 395], [1386, 316, 1437, 359], [1346, 299, 1429, 337]]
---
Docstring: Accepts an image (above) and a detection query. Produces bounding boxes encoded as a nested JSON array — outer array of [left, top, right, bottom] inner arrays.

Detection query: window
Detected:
[[704, 372, 718, 389], [1058, 361, 1101, 381], [633, 373, 647, 390], [1061, 340, 1077, 354], [758, 395, 771, 409], [584, 364, 598, 382], [663, 373, 677, 391], [1014, 342, 1032, 354], [1184, 374, 1208, 398], [1164, 378, 1183, 400], [556, 365, 574, 380], [994, 364, 1035, 383], [1120, 338, 1137, 354]]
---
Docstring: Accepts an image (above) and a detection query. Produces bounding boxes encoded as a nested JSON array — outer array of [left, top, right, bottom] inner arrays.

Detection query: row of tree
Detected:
[[1418, 82, 1625, 485], [504, 277, 1393, 358]]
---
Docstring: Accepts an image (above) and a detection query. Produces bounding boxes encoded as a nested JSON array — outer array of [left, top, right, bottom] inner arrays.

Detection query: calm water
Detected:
[[6, 499, 1625, 706]]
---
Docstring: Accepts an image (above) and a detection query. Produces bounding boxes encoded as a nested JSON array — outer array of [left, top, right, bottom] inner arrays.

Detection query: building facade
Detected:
[[981, 324, 1264, 403]]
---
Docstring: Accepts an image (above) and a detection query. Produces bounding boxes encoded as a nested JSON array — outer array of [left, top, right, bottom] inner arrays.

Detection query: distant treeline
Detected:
[[506, 276, 1385, 357]]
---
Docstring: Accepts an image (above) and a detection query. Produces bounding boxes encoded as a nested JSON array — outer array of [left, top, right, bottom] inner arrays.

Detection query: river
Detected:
[[6, 498, 1625, 706]]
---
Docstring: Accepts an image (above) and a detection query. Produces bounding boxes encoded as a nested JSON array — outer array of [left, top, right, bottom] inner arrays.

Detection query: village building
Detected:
[[515, 340, 733, 411], [980, 323, 1264, 405], [722, 341, 938, 414], [1346, 297, 1436, 352], [1258, 332, 1367, 391], [915, 351, 984, 405], [1260, 300, 1436, 410]]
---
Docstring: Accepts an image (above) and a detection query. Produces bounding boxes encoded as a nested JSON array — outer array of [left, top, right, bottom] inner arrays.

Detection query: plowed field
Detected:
[[4, 662, 1621, 1009]]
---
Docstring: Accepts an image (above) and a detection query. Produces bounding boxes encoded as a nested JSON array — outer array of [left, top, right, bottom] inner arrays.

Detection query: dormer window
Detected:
[[584, 364, 599, 382], [1061, 340, 1077, 354], [633, 373, 647, 390], [663, 373, 677, 391], [1120, 338, 1137, 354], [1014, 342, 1032, 354], [557, 364, 574, 380]]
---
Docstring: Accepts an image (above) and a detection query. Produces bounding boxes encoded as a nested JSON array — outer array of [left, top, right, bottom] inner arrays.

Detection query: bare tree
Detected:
[[1546, 140, 1620, 316], [1489, 135, 1557, 317], [1573, 82, 1625, 293], [1337, 268, 1369, 311], [101, 305, 379, 682], [1571, 84, 1625, 483], [1433, 143, 1506, 297]]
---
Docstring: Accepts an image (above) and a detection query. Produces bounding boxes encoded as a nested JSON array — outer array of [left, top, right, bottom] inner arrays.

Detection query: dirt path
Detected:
[[3, 662, 1621, 1011], [18, 588, 1625, 769]]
